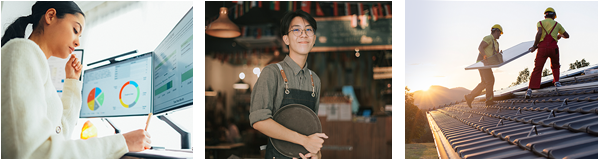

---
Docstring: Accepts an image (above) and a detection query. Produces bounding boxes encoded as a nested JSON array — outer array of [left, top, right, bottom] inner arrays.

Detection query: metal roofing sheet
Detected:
[[473, 64, 598, 100], [428, 79, 598, 158], [464, 41, 534, 70]]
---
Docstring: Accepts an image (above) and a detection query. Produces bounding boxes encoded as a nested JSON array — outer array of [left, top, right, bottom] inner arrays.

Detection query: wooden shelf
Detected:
[[234, 36, 281, 49]]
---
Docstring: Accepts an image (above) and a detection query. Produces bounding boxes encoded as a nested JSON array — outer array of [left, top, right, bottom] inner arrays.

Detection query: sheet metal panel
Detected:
[[432, 82, 598, 158], [465, 41, 534, 70]]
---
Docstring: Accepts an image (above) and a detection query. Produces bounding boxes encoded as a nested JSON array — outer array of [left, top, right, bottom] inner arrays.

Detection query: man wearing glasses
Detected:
[[249, 10, 326, 159]]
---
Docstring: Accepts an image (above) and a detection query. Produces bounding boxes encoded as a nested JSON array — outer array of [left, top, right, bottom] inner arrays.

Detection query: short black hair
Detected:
[[544, 12, 556, 19], [279, 10, 317, 37]]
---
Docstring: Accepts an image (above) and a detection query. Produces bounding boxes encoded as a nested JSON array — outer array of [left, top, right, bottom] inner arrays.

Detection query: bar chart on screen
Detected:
[[153, 8, 193, 114]]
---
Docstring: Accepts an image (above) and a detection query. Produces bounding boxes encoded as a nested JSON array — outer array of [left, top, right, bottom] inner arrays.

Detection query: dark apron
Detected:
[[265, 63, 317, 159]]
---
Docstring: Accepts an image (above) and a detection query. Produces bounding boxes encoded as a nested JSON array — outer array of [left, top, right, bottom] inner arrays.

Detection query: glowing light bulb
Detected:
[[253, 67, 260, 75], [81, 120, 97, 140]]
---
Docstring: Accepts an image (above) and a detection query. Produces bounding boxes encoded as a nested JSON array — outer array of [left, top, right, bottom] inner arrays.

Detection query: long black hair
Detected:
[[1, 1, 84, 47]]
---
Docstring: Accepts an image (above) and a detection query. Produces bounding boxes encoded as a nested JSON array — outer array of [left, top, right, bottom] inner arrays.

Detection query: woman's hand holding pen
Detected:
[[65, 54, 83, 80], [123, 129, 152, 152]]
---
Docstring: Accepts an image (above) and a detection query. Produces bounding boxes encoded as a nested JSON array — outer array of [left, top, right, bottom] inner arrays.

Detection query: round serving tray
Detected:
[[270, 104, 322, 158]]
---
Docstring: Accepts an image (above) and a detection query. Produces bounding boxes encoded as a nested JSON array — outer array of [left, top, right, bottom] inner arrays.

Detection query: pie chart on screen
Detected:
[[87, 87, 105, 111]]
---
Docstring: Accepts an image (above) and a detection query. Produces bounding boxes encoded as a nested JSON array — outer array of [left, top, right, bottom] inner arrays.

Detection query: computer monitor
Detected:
[[80, 53, 153, 118], [48, 49, 84, 97], [152, 7, 193, 114]]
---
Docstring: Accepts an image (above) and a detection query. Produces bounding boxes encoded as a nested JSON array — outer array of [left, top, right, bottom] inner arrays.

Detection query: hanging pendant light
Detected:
[[206, 7, 241, 38]]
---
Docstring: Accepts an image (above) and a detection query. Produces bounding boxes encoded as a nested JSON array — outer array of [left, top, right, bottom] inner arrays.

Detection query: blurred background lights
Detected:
[[239, 72, 245, 80]]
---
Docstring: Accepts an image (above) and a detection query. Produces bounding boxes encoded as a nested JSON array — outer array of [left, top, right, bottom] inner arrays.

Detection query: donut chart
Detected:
[[87, 87, 104, 111], [119, 81, 140, 108]]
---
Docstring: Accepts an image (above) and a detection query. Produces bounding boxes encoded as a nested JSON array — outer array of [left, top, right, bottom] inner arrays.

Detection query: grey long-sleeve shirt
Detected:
[[249, 55, 321, 127]]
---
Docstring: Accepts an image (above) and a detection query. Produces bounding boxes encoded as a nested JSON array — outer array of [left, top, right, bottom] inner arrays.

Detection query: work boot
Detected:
[[525, 89, 532, 99], [554, 82, 562, 87], [486, 100, 497, 106], [464, 95, 473, 108]]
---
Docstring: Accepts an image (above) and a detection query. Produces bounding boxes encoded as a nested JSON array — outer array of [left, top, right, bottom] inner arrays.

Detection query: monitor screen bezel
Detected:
[[152, 7, 193, 115], [76, 49, 84, 81], [80, 52, 154, 118]]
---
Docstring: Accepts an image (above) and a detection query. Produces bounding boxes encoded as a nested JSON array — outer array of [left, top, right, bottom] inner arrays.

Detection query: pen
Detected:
[[145, 113, 152, 131]]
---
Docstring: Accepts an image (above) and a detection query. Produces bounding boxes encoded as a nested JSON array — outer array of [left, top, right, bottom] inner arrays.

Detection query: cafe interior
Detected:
[[205, 1, 393, 159]]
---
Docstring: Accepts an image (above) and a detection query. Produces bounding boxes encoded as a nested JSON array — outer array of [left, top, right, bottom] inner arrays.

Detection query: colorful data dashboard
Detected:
[[152, 8, 193, 114], [80, 53, 153, 117], [79, 8, 192, 118]]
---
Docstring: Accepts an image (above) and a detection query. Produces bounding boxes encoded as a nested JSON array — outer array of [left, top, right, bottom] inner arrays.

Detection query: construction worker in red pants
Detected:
[[526, 7, 569, 99]]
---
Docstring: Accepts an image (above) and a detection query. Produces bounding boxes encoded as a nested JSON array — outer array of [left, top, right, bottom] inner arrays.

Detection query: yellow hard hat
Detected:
[[544, 7, 557, 19], [492, 24, 503, 34], [545, 7, 555, 13]]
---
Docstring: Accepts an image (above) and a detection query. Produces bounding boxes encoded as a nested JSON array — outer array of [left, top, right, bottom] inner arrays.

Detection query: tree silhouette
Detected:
[[542, 68, 552, 77], [569, 59, 590, 70], [405, 86, 427, 143], [510, 68, 530, 87], [511, 58, 591, 87]]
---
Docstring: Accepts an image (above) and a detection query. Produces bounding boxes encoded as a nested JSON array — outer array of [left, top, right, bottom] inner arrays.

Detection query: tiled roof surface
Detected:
[[428, 74, 598, 159], [474, 64, 598, 100]]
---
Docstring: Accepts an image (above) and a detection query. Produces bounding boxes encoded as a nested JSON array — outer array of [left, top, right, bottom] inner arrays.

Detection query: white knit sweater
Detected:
[[1, 38, 128, 159]]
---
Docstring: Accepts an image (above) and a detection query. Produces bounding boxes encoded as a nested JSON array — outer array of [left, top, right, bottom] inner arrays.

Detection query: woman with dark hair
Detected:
[[1, 2, 150, 158]]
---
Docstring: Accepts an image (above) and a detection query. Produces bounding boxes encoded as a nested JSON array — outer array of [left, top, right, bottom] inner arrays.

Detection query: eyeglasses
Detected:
[[288, 28, 315, 37]]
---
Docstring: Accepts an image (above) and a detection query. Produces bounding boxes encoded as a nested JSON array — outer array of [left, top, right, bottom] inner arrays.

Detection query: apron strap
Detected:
[[276, 63, 316, 97], [309, 70, 315, 97], [276, 63, 290, 94]]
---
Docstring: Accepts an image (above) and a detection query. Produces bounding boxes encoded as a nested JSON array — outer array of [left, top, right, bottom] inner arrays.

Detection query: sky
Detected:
[[406, 0, 598, 92]]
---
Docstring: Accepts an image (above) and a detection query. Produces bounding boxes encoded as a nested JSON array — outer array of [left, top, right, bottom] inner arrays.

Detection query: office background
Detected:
[[1, 1, 194, 149]]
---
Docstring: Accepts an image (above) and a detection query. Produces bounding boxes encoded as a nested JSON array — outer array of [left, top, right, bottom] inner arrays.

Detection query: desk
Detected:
[[205, 143, 245, 159], [121, 149, 193, 159]]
